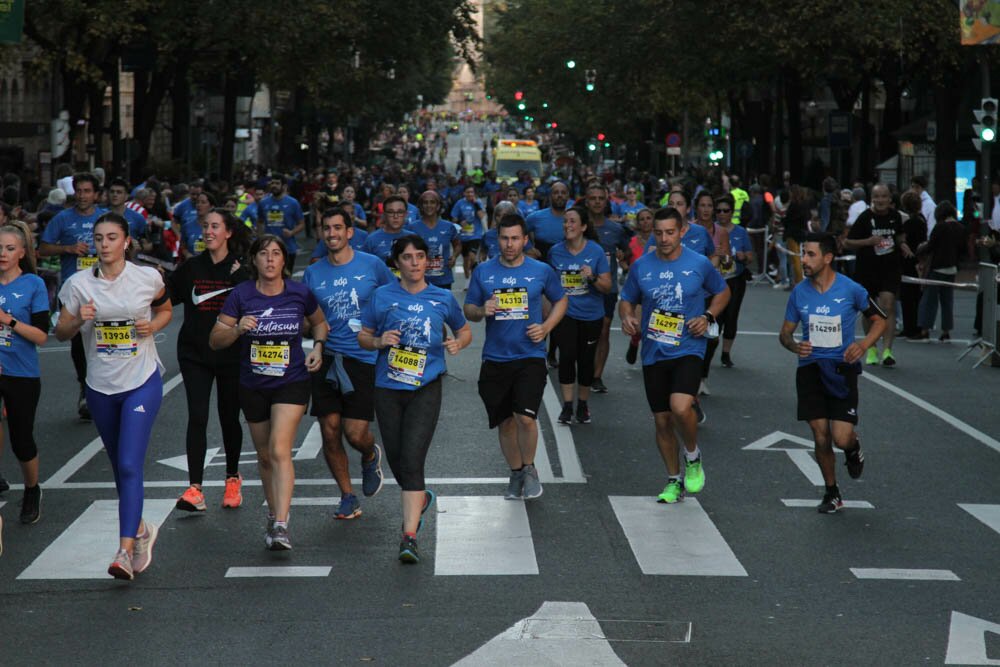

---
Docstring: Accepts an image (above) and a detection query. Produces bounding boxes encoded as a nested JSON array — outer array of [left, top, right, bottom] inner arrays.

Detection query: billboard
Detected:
[[962, 1, 1000, 45]]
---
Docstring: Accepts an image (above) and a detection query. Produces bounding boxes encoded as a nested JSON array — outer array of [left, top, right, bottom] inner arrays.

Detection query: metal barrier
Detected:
[[957, 263, 1000, 369], [746, 227, 775, 285]]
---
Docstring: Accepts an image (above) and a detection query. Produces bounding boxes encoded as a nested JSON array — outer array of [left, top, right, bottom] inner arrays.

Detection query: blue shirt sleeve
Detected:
[[355, 203, 366, 221], [465, 264, 486, 306], [704, 262, 728, 295], [595, 246, 611, 275], [292, 199, 304, 223], [445, 294, 468, 332], [41, 214, 63, 244], [542, 264, 564, 303], [360, 292, 378, 331], [853, 281, 869, 312], [375, 259, 395, 286], [450, 201, 462, 220], [784, 289, 801, 324], [620, 262, 640, 304]]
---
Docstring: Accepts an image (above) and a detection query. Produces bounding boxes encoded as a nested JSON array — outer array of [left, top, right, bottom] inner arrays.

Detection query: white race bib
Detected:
[[808, 314, 843, 348]]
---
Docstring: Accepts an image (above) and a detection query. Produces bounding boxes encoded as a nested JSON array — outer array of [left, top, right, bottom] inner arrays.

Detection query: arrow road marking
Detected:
[[945, 611, 1000, 665], [743, 431, 824, 486]]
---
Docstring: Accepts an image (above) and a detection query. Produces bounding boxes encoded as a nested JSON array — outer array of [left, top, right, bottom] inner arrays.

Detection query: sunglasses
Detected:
[[715, 208, 732, 213]]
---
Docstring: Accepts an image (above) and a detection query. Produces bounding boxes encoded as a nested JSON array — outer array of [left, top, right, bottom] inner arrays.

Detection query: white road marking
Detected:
[[958, 504, 1000, 537], [452, 601, 626, 666], [225, 566, 331, 578], [294, 422, 323, 460], [781, 499, 874, 509], [743, 430, 825, 486], [533, 421, 555, 483], [945, 611, 1000, 665], [18, 499, 175, 580], [157, 447, 220, 472], [849, 568, 960, 581], [435, 496, 538, 576], [861, 373, 1000, 455], [541, 379, 586, 483], [44, 374, 184, 487], [48, 477, 520, 490], [609, 496, 748, 576]]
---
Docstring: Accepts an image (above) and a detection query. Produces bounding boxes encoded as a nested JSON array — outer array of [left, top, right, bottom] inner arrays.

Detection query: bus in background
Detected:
[[492, 139, 543, 186]]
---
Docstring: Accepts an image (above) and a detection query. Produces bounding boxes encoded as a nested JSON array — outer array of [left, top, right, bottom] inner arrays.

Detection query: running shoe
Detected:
[[907, 331, 929, 341], [132, 521, 159, 574], [693, 400, 706, 425], [108, 548, 134, 580], [590, 378, 608, 393], [399, 534, 420, 564], [626, 341, 639, 365], [865, 348, 879, 365], [361, 444, 384, 497], [417, 489, 436, 533], [845, 440, 865, 479], [504, 469, 525, 500], [683, 458, 705, 494], [20, 485, 41, 524], [78, 390, 91, 421], [0, 474, 8, 494], [222, 474, 243, 508], [698, 379, 710, 396], [817, 489, 844, 514], [176, 485, 207, 512], [269, 523, 292, 551], [557, 403, 573, 425], [521, 463, 543, 500], [575, 402, 591, 424], [721, 352, 734, 368], [335, 493, 362, 519], [881, 349, 896, 368], [264, 515, 276, 549], [657, 479, 684, 504]]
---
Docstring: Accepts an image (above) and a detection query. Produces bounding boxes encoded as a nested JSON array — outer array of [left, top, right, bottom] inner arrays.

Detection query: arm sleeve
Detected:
[[542, 265, 565, 302], [31, 311, 51, 332], [446, 295, 468, 332], [783, 291, 801, 324]]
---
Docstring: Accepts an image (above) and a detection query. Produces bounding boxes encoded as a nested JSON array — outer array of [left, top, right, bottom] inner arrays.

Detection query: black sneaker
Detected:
[[721, 352, 734, 368], [576, 402, 591, 424], [557, 403, 573, 425], [591, 378, 608, 393], [845, 441, 865, 479], [693, 400, 706, 424], [817, 489, 844, 514], [626, 341, 638, 365], [0, 474, 9, 494], [399, 535, 419, 563], [78, 390, 91, 422], [20, 485, 41, 524]]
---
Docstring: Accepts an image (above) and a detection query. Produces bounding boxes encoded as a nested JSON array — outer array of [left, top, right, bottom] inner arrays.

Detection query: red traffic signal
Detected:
[[514, 91, 524, 101], [551, 122, 558, 129], [596, 133, 606, 141]]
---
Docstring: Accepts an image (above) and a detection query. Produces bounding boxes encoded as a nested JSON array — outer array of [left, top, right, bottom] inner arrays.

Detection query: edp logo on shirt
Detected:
[[502, 276, 517, 286]]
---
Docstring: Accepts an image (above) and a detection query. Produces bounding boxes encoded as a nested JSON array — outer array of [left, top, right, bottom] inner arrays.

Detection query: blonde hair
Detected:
[[0, 220, 37, 274]]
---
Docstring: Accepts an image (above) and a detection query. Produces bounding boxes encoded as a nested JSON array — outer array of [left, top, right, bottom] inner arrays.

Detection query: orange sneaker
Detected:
[[176, 485, 206, 512], [222, 474, 243, 509]]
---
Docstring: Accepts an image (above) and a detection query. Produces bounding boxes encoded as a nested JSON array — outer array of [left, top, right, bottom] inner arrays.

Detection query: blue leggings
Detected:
[[86, 371, 163, 538]]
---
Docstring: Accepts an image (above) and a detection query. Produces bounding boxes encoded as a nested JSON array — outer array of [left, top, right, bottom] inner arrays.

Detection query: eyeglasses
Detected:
[[715, 208, 732, 213]]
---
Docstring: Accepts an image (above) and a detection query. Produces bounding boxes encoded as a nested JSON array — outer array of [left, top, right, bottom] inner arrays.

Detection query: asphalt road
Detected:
[[1, 251, 999, 666]]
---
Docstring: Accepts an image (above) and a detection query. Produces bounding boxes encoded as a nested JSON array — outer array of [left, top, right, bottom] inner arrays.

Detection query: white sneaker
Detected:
[[699, 380, 710, 396]]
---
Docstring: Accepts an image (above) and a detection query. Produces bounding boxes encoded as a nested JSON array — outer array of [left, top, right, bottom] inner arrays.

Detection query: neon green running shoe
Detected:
[[657, 479, 684, 504], [881, 348, 896, 368], [684, 458, 705, 494], [865, 347, 879, 365]]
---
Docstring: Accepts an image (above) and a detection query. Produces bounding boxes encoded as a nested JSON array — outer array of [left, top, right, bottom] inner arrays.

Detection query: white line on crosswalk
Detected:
[[541, 379, 586, 483], [850, 568, 960, 581], [294, 422, 323, 461], [18, 499, 175, 580], [609, 495, 748, 576], [225, 566, 331, 578], [435, 496, 538, 575], [48, 476, 525, 491], [957, 504, 1000, 537], [781, 499, 874, 509]]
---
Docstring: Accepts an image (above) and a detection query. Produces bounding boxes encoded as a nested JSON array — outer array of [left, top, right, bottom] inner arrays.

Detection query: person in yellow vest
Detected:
[[729, 174, 749, 225]]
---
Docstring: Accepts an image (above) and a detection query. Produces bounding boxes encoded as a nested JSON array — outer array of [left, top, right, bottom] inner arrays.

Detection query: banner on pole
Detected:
[[0, 0, 24, 44]]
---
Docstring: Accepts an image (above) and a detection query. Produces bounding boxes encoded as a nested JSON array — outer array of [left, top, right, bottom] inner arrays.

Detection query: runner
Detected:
[[106, 177, 148, 241], [625, 207, 653, 364], [303, 209, 394, 521], [54, 212, 173, 580], [210, 235, 328, 550], [363, 195, 411, 273], [0, 221, 50, 524], [408, 191, 460, 290], [359, 235, 472, 563], [526, 181, 570, 260], [619, 208, 730, 504], [546, 207, 611, 425], [167, 208, 252, 512], [179, 191, 215, 260], [704, 195, 753, 369], [692, 191, 731, 396], [779, 233, 885, 513], [465, 214, 567, 499], [38, 172, 107, 420], [451, 185, 486, 287], [843, 184, 908, 366], [257, 175, 305, 270]]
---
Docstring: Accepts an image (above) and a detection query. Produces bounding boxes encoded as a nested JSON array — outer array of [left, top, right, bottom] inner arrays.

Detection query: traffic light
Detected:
[[585, 69, 596, 92], [542, 102, 549, 109], [974, 98, 998, 149], [603, 141, 611, 148], [514, 90, 524, 101], [588, 142, 597, 152], [517, 102, 526, 111], [566, 60, 576, 69], [709, 149, 725, 163], [597, 133, 606, 141], [551, 122, 558, 129]]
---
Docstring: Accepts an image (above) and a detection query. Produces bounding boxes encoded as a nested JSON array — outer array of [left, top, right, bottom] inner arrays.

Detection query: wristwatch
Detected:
[[703, 311, 716, 324], [7, 317, 17, 329]]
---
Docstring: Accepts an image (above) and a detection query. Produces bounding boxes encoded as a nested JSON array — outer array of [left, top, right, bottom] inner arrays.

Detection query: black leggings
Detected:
[[551, 315, 602, 386], [703, 276, 747, 378], [179, 359, 243, 485], [374, 379, 442, 491], [0, 375, 41, 462], [71, 331, 87, 386]]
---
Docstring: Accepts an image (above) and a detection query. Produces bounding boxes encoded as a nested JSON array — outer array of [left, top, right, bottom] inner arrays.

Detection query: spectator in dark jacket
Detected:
[[914, 202, 965, 341]]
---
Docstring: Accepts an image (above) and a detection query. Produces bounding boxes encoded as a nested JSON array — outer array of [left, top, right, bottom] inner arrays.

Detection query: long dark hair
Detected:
[[209, 208, 251, 259], [566, 205, 598, 241]]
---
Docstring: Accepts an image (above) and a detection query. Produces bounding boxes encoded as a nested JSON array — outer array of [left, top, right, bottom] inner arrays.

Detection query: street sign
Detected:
[[665, 132, 681, 147], [666, 146, 681, 155]]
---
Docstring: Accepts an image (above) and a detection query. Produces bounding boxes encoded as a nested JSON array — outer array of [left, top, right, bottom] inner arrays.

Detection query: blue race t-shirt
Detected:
[[644, 222, 716, 258], [351, 202, 367, 223], [450, 200, 485, 240], [615, 202, 646, 226], [721, 224, 751, 280], [546, 240, 611, 321], [784, 273, 870, 366], [593, 219, 632, 293], [258, 195, 304, 254], [181, 220, 205, 255], [240, 201, 259, 228], [363, 228, 409, 268], [219, 279, 319, 389], [361, 281, 466, 390], [172, 198, 198, 230], [517, 200, 540, 218], [40, 207, 107, 283], [405, 203, 421, 226], [407, 219, 459, 287], [465, 257, 564, 362], [620, 247, 728, 364], [123, 207, 148, 239], [303, 250, 395, 363], [0, 273, 49, 377], [481, 227, 535, 260], [526, 208, 566, 245]]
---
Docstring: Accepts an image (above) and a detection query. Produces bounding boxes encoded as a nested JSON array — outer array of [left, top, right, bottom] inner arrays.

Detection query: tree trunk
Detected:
[[785, 69, 803, 182], [934, 73, 962, 203], [220, 71, 239, 182], [171, 63, 191, 164], [89, 83, 105, 169], [132, 68, 171, 178]]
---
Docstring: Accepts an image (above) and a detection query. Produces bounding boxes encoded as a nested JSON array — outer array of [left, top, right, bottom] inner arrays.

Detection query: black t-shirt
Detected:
[[167, 251, 250, 365], [848, 208, 903, 274]]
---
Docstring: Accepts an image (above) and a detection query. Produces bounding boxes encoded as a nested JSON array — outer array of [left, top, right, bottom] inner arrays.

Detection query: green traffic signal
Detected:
[[585, 83, 595, 92]]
